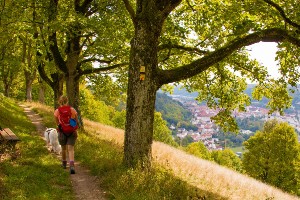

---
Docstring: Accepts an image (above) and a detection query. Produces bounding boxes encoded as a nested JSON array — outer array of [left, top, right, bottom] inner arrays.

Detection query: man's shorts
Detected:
[[58, 131, 77, 146]]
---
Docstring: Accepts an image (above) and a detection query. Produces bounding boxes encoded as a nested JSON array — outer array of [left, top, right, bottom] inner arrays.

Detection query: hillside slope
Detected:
[[83, 119, 299, 200], [155, 92, 197, 130], [20, 101, 299, 200]]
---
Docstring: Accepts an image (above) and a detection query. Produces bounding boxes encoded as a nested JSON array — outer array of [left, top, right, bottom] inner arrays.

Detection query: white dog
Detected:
[[44, 128, 61, 155]]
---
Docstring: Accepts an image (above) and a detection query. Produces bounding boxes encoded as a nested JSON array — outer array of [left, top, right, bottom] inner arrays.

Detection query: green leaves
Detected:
[[211, 109, 239, 133], [153, 112, 178, 147], [211, 149, 243, 172], [155, 0, 300, 135], [252, 80, 292, 115], [185, 141, 211, 160], [243, 119, 300, 195], [79, 85, 114, 125]]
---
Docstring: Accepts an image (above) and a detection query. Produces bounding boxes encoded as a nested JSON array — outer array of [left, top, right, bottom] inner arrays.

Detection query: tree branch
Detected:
[[39, 25, 53, 60], [158, 28, 300, 85], [48, 0, 67, 73], [79, 63, 128, 75], [37, 61, 54, 87], [156, 0, 182, 20], [49, 33, 68, 72], [75, 0, 94, 14], [158, 43, 209, 55], [185, 0, 196, 12], [77, 58, 112, 68], [123, 0, 136, 25], [263, 0, 300, 29]]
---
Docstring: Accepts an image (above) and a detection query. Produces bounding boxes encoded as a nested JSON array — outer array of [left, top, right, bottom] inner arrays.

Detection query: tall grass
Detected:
[[82, 119, 300, 200], [9, 101, 300, 199], [0, 97, 74, 200]]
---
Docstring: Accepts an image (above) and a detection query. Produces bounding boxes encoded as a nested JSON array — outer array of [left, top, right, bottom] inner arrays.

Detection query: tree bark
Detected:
[[124, 32, 160, 168], [37, 58, 64, 109], [123, 0, 175, 168], [51, 73, 64, 108]]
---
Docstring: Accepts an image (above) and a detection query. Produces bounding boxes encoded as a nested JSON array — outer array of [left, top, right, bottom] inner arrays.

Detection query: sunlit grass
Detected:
[[153, 142, 300, 199], [20, 102, 300, 199], [0, 99, 74, 200]]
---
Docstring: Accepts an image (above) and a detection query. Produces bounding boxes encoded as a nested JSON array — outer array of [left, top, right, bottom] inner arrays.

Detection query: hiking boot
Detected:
[[70, 166, 75, 174]]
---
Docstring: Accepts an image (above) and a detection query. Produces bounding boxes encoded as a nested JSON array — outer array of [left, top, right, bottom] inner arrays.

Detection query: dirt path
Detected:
[[20, 104, 107, 200]]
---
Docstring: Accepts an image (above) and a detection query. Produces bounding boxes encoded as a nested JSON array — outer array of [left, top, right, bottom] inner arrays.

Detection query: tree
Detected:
[[43, 0, 130, 114], [153, 112, 178, 147], [180, 135, 194, 147], [0, 38, 23, 98], [0, 0, 131, 110], [243, 120, 300, 195], [79, 85, 114, 125], [0, 0, 27, 98], [20, 35, 37, 102], [211, 149, 243, 172], [185, 141, 211, 160], [86, 74, 126, 108], [122, 0, 300, 168]]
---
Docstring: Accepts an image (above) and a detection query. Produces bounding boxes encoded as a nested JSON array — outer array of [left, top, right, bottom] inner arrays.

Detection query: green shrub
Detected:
[[79, 86, 114, 125]]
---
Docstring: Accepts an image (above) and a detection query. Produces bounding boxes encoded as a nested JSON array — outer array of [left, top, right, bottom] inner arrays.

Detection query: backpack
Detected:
[[58, 106, 78, 134]]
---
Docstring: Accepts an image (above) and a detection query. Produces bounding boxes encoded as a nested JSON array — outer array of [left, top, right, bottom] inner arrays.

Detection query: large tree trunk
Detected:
[[124, 16, 161, 168], [65, 67, 78, 108], [123, 0, 182, 169]]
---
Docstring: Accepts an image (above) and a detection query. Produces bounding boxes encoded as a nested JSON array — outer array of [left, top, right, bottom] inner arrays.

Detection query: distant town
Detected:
[[168, 93, 300, 151]]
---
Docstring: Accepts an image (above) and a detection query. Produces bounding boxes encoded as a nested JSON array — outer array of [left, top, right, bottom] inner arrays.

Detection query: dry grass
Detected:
[[153, 142, 299, 200], [26, 102, 299, 200], [82, 119, 299, 200]]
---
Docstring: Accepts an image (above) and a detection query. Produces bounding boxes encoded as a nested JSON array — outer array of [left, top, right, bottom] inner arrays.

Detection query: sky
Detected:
[[247, 42, 279, 79]]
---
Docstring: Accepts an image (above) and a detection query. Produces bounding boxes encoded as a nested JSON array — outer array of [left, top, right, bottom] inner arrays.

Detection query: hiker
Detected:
[[54, 95, 79, 174]]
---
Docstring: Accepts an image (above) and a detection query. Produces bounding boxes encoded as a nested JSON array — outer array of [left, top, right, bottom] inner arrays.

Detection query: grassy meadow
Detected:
[[0, 97, 299, 200]]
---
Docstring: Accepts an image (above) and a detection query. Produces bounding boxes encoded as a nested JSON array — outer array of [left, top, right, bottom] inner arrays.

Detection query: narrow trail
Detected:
[[20, 104, 107, 200]]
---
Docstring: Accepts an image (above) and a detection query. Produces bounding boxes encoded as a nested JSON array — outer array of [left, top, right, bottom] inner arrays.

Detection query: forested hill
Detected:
[[155, 92, 197, 131]]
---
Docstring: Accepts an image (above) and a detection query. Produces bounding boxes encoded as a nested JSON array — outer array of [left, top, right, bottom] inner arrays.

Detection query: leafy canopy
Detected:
[[156, 0, 300, 132]]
